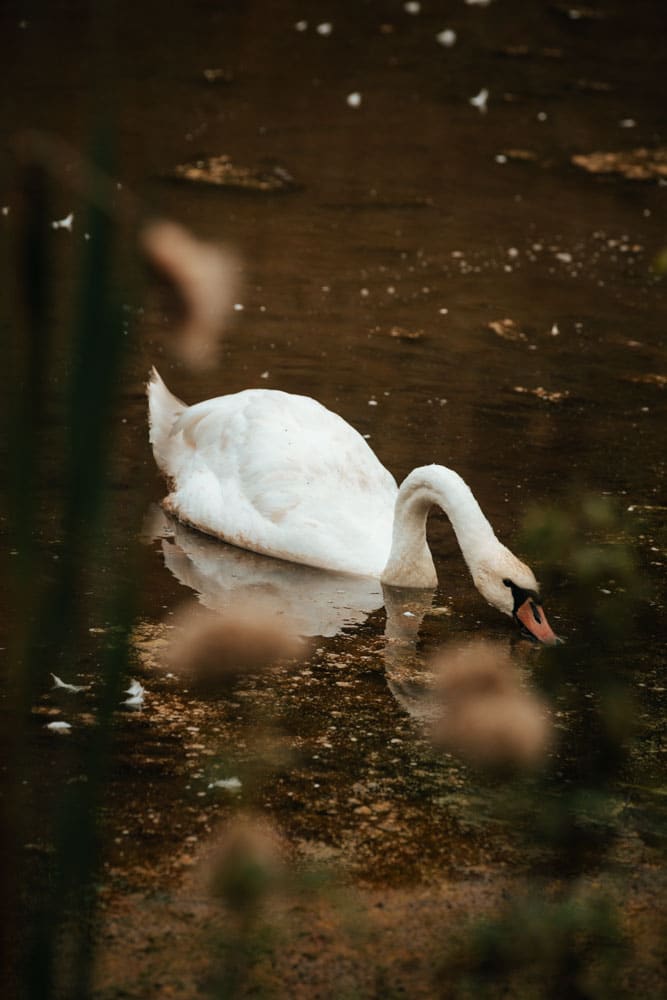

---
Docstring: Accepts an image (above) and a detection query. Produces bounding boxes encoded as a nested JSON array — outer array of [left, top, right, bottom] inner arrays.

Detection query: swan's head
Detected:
[[473, 548, 559, 644]]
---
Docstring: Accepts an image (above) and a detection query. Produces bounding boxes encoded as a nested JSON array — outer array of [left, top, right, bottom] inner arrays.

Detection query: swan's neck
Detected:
[[381, 465, 499, 589]]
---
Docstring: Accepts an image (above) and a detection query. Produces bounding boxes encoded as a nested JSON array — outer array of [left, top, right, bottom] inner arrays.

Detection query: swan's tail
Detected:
[[147, 367, 186, 476]]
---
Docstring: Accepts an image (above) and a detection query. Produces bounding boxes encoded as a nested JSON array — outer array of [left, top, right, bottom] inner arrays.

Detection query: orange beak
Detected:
[[515, 597, 560, 645]]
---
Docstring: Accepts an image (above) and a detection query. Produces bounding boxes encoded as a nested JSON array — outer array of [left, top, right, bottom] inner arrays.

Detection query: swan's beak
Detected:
[[514, 598, 560, 645]]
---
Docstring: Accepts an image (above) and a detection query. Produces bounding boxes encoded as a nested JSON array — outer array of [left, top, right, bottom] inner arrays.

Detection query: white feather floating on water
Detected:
[[51, 212, 74, 231], [123, 693, 144, 709], [123, 679, 145, 709], [51, 673, 89, 693], [46, 721, 72, 733], [469, 88, 489, 113]]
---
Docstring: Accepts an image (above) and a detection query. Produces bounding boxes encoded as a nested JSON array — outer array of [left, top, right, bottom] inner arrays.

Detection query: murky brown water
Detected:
[[2, 0, 666, 994]]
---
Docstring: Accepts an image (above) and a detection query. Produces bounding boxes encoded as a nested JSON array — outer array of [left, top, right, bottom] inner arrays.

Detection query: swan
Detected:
[[147, 368, 558, 643]]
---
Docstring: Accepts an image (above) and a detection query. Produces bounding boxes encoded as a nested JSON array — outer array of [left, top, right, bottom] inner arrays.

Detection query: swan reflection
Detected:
[[152, 511, 386, 638], [147, 511, 548, 769]]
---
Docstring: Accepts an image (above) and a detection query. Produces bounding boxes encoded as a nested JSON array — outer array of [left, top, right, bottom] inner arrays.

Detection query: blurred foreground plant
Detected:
[[430, 641, 553, 772], [438, 497, 650, 998], [163, 599, 305, 694], [1, 123, 240, 998]]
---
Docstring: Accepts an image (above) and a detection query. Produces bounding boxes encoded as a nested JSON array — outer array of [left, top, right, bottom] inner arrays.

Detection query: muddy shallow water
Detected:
[[1, 0, 666, 996]]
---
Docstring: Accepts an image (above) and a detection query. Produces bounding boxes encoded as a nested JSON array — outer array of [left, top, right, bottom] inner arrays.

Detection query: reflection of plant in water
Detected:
[[438, 499, 648, 997]]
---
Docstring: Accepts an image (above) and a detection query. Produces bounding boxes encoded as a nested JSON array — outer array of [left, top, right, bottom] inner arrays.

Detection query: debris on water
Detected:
[[469, 89, 489, 113], [51, 212, 74, 231], [170, 155, 299, 193], [627, 374, 666, 388], [46, 721, 72, 734], [550, 323, 560, 336], [403, 611, 416, 618], [500, 148, 539, 163], [465, 0, 492, 6], [574, 78, 612, 92], [497, 45, 563, 59], [346, 92, 362, 108], [620, 118, 637, 129], [436, 29, 456, 47], [514, 385, 569, 403], [551, 4, 607, 19], [1, 206, 9, 216], [202, 68, 233, 84], [389, 325, 424, 341], [403, 1, 421, 13], [316, 22, 332, 36], [51, 673, 89, 693], [294, 20, 307, 32], [208, 777, 242, 792], [126, 680, 144, 697], [488, 318, 527, 343], [571, 148, 667, 181], [260, 371, 269, 379]]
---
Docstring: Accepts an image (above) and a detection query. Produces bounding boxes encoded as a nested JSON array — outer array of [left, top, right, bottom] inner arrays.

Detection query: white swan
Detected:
[[147, 368, 558, 643]]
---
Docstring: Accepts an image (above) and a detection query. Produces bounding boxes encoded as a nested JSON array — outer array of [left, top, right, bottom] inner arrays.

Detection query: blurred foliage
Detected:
[[438, 497, 657, 996], [446, 894, 626, 1000], [651, 247, 667, 275], [1, 133, 140, 998]]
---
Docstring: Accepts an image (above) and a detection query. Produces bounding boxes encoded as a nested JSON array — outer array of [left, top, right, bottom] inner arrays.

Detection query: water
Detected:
[[1, 0, 666, 994]]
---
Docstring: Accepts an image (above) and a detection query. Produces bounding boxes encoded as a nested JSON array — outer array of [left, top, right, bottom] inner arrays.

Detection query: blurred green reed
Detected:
[[2, 133, 142, 999], [438, 498, 653, 998]]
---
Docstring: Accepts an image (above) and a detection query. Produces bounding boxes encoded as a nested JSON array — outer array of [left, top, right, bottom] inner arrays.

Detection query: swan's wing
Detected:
[[164, 390, 397, 576]]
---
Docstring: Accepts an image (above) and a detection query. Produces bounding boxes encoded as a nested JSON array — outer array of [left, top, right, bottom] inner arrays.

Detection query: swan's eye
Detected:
[[503, 578, 512, 588]]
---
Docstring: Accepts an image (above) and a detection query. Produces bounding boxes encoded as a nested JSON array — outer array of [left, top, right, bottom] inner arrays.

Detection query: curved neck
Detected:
[[381, 465, 498, 588]]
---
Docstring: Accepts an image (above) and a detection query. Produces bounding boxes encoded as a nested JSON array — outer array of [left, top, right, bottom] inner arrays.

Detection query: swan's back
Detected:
[[149, 373, 398, 576]]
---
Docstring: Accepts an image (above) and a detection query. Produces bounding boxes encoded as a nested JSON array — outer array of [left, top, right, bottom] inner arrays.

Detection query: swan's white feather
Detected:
[[156, 383, 398, 577], [147, 371, 544, 616]]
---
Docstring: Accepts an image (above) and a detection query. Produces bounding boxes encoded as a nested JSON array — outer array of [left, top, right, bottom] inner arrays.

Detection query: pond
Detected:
[[1, 1, 665, 996]]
